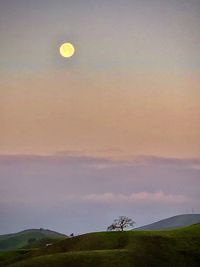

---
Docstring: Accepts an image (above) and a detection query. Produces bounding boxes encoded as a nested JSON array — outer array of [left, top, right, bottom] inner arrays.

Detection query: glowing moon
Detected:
[[59, 43, 75, 58]]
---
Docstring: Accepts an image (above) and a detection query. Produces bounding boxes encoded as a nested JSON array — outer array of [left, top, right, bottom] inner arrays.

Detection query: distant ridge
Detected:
[[136, 214, 200, 230]]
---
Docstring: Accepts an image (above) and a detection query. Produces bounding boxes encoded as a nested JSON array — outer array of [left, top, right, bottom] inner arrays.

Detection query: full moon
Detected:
[[59, 42, 75, 58]]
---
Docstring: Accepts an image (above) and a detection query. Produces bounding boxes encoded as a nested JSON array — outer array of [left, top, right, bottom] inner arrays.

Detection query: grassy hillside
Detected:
[[0, 229, 66, 251], [136, 214, 200, 230], [0, 224, 200, 267]]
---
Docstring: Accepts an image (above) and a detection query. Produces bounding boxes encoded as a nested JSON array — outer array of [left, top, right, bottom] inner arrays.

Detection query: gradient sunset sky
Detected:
[[0, 0, 200, 234]]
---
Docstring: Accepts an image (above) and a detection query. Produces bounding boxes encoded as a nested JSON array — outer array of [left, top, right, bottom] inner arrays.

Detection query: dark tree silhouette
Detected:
[[107, 216, 135, 231]]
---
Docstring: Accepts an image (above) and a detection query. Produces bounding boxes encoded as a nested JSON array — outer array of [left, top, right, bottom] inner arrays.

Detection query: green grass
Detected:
[[1, 224, 200, 267], [0, 229, 66, 251], [7, 250, 133, 267]]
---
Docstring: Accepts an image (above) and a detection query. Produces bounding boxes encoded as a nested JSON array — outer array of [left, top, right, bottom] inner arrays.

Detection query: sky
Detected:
[[0, 0, 200, 234]]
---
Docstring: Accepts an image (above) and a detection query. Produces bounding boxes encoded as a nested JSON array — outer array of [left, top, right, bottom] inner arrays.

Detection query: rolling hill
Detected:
[[135, 214, 200, 230], [0, 229, 67, 251], [0, 224, 200, 266]]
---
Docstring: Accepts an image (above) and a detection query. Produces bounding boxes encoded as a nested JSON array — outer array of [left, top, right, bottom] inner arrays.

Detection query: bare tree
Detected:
[[107, 216, 135, 231]]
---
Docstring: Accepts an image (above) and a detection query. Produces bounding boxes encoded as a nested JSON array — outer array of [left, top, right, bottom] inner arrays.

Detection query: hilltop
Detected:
[[136, 214, 200, 230], [0, 228, 67, 251]]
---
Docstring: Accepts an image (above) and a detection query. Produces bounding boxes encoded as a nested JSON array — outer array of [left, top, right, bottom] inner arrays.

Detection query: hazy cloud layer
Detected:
[[0, 154, 199, 234], [81, 191, 190, 205]]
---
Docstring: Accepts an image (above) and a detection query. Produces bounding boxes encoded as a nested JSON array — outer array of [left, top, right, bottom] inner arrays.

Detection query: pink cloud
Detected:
[[82, 191, 189, 205]]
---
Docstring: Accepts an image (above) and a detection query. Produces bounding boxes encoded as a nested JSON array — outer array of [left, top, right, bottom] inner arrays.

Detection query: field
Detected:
[[0, 224, 200, 267]]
